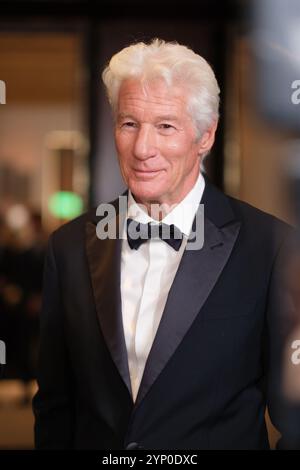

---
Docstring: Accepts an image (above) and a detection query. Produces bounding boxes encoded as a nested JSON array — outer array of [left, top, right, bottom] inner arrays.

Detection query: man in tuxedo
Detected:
[[33, 38, 296, 449]]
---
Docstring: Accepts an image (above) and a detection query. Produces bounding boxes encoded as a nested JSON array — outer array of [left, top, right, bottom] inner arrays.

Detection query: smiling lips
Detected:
[[133, 169, 163, 179]]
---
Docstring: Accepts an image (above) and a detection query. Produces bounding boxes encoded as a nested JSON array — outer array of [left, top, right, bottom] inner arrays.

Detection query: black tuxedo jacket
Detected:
[[33, 176, 293, 449]]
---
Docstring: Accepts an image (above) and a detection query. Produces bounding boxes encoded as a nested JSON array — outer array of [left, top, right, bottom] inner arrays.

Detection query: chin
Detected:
[[129, 180, 165, 204]]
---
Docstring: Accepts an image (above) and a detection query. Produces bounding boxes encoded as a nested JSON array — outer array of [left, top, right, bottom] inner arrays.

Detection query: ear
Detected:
[[196, 120, 218, 156]]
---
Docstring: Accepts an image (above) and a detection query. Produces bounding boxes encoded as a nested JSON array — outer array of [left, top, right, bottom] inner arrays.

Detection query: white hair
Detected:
[[102, 38, 220, 137]]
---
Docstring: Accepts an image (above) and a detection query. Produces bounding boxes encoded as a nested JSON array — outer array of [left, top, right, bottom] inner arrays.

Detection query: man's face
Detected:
[[115, 77, 216, 207]]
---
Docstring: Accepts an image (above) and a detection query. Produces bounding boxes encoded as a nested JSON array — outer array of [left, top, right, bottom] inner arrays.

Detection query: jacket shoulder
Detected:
[[227, 195, 291, 230], [226, 194, 295, 255]]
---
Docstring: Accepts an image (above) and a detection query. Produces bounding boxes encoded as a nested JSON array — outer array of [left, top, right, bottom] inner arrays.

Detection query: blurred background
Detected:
[[0, 0, 300, 449]]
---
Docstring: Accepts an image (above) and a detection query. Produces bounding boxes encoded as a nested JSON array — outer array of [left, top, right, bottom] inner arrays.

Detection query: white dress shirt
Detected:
[[121, 172, 205, 402]]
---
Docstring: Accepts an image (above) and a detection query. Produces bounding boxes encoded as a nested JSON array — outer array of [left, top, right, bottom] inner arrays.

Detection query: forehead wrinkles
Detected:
[[119, 77, 187, 106], [121, 95, 180, 112], [118, 91, 187, 121]]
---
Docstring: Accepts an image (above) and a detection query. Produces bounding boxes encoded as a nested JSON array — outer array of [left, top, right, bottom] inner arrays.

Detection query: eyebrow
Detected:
[[155, 115, 179, 122], [117, 113, 136, 121], [117, 113, 179, 122]]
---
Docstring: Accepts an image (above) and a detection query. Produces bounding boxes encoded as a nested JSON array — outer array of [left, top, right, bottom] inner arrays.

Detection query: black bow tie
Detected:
[[126, 218, 183, 251]]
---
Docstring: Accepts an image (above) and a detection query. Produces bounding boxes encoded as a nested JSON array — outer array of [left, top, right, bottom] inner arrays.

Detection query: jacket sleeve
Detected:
[[266, 228, 300, 449], [32, 232, 75, 449]]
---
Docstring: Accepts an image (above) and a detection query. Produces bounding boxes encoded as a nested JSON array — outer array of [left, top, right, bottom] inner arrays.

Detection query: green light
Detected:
[[49, 191, 83, 219]]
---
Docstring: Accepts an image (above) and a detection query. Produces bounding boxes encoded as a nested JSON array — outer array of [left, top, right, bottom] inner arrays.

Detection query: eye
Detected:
[[159, 124, 174, 129], [157, 123, 176, 134], [122, 121, 137, 128]]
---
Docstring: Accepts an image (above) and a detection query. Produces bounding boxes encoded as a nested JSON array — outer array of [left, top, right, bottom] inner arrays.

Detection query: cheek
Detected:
[[164, 139, 185, 151], [115, 135, 132, 165], [115, 133, 126, 154], [167, 130, 195, 151], [163, 141, 199, 181], [162, 138, 194, 165]]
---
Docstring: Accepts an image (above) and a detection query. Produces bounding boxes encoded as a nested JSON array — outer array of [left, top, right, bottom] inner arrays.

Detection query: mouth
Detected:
[[133, 169, 163, 179]]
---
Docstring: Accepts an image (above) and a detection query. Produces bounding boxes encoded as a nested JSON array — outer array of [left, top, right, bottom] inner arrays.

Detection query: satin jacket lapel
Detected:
[[85, 204, 132, 397], [135, 182, 241, 407]]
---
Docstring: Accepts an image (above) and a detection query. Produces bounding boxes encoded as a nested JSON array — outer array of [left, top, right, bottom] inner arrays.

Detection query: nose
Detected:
[[133, 125, 157, 160]]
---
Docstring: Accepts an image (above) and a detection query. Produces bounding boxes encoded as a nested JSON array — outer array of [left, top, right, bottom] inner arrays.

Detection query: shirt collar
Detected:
[[127, 171, 205, 237]]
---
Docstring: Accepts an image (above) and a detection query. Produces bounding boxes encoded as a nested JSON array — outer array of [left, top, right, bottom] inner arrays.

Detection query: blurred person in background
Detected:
[[33, 39, 297, 449], [0, 207, 46, 394]]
